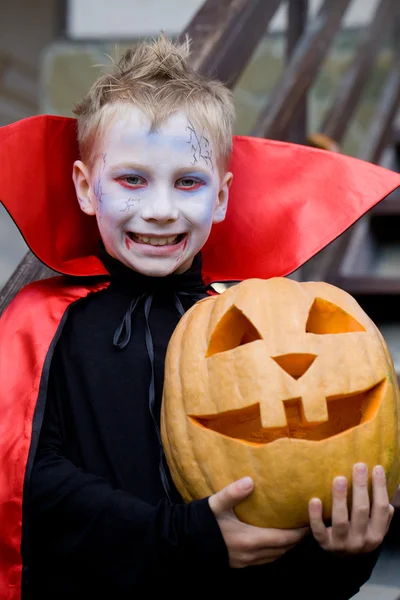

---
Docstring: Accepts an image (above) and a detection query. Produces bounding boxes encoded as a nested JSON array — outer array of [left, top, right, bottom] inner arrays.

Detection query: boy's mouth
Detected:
[[128, 233, 185, 246]]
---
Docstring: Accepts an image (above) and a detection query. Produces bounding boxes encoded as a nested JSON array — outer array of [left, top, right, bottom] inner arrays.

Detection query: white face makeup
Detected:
[[73, 106, 232, 277]]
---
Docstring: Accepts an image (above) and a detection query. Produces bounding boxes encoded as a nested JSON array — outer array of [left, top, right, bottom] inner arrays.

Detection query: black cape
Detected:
[[26, 250, 379, 599]]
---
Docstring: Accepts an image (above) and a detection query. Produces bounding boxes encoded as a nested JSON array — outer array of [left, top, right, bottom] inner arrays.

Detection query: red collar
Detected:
[[1, 115, 399, 286]]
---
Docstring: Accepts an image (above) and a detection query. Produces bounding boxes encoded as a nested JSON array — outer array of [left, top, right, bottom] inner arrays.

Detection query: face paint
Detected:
[[186, 119, 214, 172], [87, 107, 229, 277]]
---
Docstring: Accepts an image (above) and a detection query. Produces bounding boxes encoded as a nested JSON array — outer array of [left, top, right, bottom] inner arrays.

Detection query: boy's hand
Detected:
[[209, 477, 309, 568], [309, 463, 394, 555]]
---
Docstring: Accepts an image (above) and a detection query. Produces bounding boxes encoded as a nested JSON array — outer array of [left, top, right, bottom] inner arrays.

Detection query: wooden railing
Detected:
[[1, 0, 400, 325]]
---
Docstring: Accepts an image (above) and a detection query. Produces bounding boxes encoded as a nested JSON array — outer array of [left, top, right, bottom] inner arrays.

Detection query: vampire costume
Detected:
[[0, 115, 400, 599]]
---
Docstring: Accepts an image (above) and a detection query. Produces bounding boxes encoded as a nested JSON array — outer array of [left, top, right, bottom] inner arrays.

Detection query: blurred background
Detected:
[[1, 1, 400, 597]]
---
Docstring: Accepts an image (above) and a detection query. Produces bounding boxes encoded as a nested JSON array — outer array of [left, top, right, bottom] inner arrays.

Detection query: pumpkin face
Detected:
[[161, 278, 400, 528]]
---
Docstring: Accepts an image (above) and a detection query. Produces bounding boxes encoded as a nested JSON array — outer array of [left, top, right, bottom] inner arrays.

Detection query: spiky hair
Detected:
[[73, 34, 235, 170]]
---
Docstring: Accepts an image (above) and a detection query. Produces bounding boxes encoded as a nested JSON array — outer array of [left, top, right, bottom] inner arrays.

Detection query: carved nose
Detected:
[[272, 353, 317, 380]]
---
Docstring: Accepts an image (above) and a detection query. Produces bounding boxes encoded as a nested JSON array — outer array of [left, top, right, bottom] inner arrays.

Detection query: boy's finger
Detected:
[[208, 477, 254, 515], [350, 463, 370, 537], [370, 466, 392, 537], [309, 498, 329, 546], [331, 476, 349, 543]]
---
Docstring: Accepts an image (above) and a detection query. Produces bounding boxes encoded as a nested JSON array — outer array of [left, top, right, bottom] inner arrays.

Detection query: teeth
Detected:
[[135, 234, 179, 246]]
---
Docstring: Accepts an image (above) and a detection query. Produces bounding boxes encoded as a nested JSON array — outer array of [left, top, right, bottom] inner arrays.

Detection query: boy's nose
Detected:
[[141, 193, 179, 222]]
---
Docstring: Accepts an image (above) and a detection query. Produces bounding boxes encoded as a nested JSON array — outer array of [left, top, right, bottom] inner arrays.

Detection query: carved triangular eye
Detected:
[[306, 298, 366, 334], [206, 305, 262, 357]]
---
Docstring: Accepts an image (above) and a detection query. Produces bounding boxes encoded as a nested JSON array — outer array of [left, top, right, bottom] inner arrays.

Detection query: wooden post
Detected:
[[358, 64, 400, 165], [320, 0, 397, 142], [251, 0, 351, 140], [285, 0, 309, 145], [183, 0, 282, 86], [284, 1, 309, 280]]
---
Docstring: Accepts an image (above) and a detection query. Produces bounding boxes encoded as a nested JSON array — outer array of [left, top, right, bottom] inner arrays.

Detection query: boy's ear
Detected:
[[72, 160, 96, 216], [213, 171, 233, 224]]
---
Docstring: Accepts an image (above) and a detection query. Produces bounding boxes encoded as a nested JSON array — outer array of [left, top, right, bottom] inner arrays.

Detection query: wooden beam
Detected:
[[283, 0, 309, 282], [0, 253, 54, 317], [286, 0, 309, 58], [284, 0, 309, 144], [329, 277, 400, 296], [250, 0, 351, 139], [358, 63, 400, 164], [183, 0, 282, 88], [373, 187, 400, 215], [320, 0, 397, 142]]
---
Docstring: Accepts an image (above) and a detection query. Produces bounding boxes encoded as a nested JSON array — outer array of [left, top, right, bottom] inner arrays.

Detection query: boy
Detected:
[[0, 35, 398, 599]]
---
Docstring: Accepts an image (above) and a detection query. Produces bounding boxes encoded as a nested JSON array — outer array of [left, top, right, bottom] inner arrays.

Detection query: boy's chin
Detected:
[[124, 256, 193, 278]]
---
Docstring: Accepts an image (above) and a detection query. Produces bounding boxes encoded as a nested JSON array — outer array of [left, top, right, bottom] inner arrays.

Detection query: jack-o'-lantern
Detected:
[[161, 277, 400, 529]]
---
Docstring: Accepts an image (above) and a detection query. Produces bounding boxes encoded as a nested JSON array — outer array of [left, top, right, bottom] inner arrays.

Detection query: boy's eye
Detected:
[[118, 175, 147, 188], [176, 177, 203, 190], [126, 176, 142, 185]]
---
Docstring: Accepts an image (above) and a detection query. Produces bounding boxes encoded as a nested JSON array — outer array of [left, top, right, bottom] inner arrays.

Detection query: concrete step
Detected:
[[355, 584, 400, 600]]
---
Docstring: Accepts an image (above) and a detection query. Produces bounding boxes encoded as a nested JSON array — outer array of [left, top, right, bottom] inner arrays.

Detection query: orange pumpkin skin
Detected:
[[161, 277, 400, 529]]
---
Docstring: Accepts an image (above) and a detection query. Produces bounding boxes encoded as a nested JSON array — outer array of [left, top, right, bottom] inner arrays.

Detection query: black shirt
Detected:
[[26, 252, 379, 598]]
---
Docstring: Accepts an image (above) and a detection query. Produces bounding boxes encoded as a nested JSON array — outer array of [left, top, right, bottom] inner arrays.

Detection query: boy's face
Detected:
[[73, 106, 232, 277]]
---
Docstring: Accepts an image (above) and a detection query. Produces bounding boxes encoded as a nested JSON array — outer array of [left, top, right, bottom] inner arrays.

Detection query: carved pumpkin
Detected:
[[161, 278, 400, 528]]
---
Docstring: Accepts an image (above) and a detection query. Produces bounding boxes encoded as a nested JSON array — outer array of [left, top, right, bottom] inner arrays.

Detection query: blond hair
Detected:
[[73, 34, 235, 171]]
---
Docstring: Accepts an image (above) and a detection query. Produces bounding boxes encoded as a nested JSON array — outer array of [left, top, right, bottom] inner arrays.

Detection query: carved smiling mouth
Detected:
[[189, 381, 385, 445]]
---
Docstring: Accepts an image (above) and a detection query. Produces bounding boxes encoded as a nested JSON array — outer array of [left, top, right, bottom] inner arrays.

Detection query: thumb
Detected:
[[209, 476, 254, 515]]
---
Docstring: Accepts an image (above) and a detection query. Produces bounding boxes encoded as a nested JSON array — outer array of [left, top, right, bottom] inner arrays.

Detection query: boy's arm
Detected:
[[29, 381, 228, 588]]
